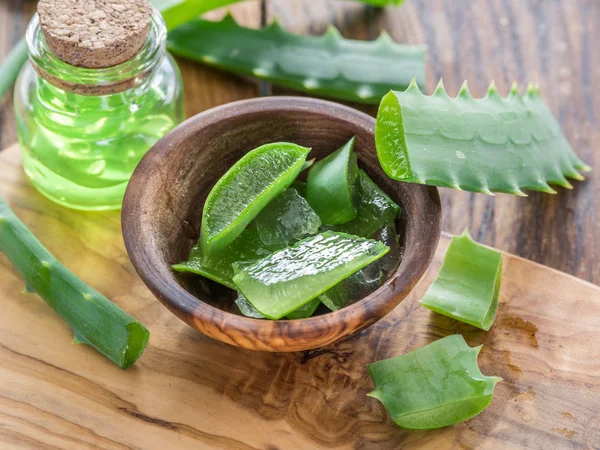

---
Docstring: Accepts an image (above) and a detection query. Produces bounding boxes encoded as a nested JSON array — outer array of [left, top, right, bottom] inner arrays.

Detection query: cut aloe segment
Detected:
[[173, 228, 281, 289], [236, 292, 320, 320], [334, 170, 401, 238], [320, 223, 401, 311], [306, 138, 358, 225], [254, 188, 321, 246], [420, 230, 502, 331], [233, 231, 389, 319], [368, 335, 502, 430], [376, 80, 590, 195], [200, 142, 310, 255]]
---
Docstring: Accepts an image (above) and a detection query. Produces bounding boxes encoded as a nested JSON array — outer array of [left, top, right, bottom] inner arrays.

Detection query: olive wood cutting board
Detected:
[[1, 144, 599, 450]]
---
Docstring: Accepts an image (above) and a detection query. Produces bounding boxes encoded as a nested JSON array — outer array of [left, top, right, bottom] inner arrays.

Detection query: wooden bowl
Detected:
[[122, 97, 441, 352]]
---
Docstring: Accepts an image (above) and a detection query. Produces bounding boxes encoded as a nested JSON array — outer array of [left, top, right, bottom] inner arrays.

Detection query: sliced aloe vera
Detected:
[[376, 80, 591, 195], [167, 16, 426, 104], [420, 230, 502, 331], [233, 231, 389, 319], [320, 222, 401, 311], [368, 334, 502, 430], [200, 142, 310, 256], [334, 169, 400, 238], [254, 188, 321, 246], [173, 228, 281, 289], [236, 292, 320, 320], [306, 138, 358, 225]]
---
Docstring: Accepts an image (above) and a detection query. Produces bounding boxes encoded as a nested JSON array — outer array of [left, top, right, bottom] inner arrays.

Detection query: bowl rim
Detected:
[[122, 96, 441, 351]]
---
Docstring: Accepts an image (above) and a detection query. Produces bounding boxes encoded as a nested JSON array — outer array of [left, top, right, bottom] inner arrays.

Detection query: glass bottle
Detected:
[[14, 9, 184, 210]]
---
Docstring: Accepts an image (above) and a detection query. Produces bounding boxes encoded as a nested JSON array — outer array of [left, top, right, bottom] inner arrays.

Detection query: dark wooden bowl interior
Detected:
[[122, 96, 441, 352]]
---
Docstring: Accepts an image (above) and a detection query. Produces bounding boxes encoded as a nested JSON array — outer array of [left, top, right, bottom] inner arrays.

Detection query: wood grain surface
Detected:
[[4, 0, 597, 284], [1, 144, 600, 449]]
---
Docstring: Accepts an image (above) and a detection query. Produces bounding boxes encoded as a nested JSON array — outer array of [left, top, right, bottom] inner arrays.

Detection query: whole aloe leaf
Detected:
[[376, 80, 591, 195], [168, 15, 426, 104], [368, 334, 502, 429]]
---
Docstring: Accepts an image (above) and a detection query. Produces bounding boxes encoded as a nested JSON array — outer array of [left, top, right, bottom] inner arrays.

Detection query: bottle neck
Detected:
[[26, 9, 167, 96]]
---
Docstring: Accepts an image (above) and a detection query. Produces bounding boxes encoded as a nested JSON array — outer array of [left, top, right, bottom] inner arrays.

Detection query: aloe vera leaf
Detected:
[[167, 16, 426, 104], [368, 334, 502, 430], [0, 37, 27, 100], [152, 0, 243, 31], [0, 198, 148, 369], [320, 222, 401, 311], [232, 231, 389, 319], [200, 142, 310, 256], [306, 138, 358, 225], [376, 80, 591, 195], [420, 230, 502, 331], [173, 228, 282, 289], [333, 169, 400, 238], [254, 188, 321, 246]]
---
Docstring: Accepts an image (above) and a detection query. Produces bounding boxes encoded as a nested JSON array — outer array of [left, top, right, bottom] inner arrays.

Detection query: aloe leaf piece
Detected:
[[236, 291, 320, 320], [0, 198, 149, 369], [291, 181, 307, 198], [420, 230, 502, 331], [368, 334, 502, 430], [350, 0, 404, 5], [376, 80, 591, 195], [232, 231, 389, 319], [306, 137, 359, 225], [320, 222, 401, 311], [333, 169, 401, 238], [173, 228, 281, 289], [200, 142, 310, 256], [254, 188, 321, 246], [167, 16, 426, 104]]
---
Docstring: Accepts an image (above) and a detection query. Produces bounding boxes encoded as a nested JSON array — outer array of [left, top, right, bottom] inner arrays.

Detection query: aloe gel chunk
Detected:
[[306, 138, 358, 225], [254, 188, 321, 246], [173, 228, 282, 289], [235, 292, 265, 318], [334, 169, 401, 238], [233, 231, 389, 319], [200, 142, 310, 256], [368, 335, 502, 430], [320, 223, 401, 311], [420, 230, 502, 331]]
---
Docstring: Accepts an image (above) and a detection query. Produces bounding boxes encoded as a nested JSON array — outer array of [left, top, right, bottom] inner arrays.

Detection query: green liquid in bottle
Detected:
[[14, 11, 184, 210]]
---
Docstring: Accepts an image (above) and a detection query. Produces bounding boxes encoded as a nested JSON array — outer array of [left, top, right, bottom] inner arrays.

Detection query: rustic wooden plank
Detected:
[[1, 143, 599, 448]]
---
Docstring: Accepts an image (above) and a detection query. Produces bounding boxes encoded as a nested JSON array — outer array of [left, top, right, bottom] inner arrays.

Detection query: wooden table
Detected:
[[1, 2, 600, 449], [1, 0, 597, 284]]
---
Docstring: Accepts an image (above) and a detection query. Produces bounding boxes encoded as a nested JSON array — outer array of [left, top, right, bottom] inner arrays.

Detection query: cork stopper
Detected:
[[37, 0, 153, 68]]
